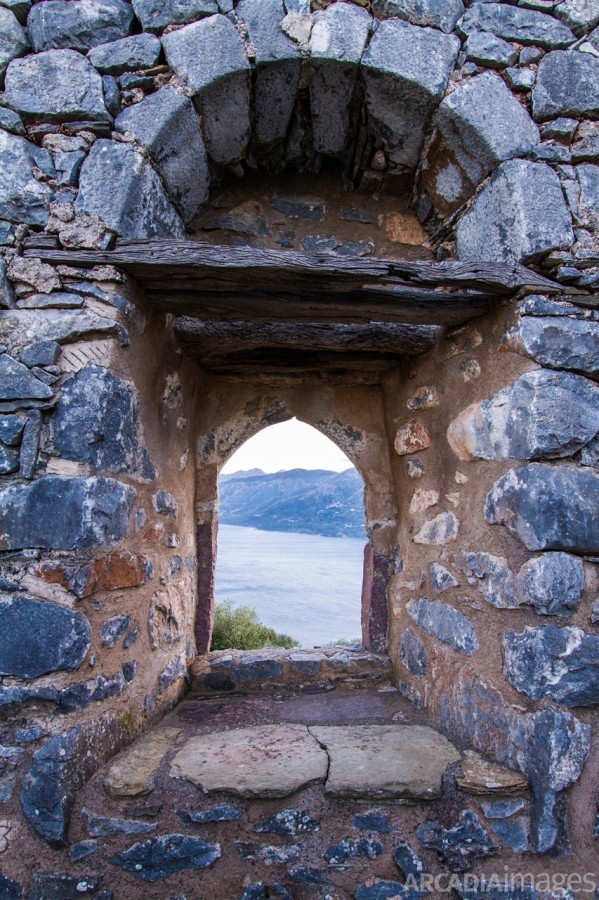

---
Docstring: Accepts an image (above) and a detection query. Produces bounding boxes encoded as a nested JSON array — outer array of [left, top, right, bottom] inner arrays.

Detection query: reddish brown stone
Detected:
[[34, 551, 152, 599], [394, 421, 432, 456]]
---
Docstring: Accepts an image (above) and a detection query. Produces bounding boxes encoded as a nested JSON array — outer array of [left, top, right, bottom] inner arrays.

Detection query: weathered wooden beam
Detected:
[[174, 321, 438, 363], [145, 285, 490, 326], [25, 238, 564, 295]]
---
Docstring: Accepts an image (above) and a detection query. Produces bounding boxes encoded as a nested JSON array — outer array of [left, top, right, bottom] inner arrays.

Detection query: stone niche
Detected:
[[0, 0, 597, 890]]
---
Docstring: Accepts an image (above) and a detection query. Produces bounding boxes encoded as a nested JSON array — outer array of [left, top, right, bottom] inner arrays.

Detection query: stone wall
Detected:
[[0, 0, 597, 872]]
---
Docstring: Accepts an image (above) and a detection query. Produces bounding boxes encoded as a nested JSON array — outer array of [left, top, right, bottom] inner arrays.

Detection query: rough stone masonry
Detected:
[[0, 0, 598, 895]]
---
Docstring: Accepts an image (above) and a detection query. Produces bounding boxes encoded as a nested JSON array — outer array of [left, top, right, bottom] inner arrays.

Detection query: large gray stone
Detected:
[[502, 315, 599, 377], [517, 552, 585, 617], [572, 121, 599, 164], [532, 50, 599, 121], [440, 672, 591, 853], [0, 7, 28, 77], [454, 551, 516, 609], [373, 0, 464, 33], [0, 308, 126, 350], [313, 724, 461, 800], [485, 463, 599, 553], [171, 725, 328, 798], [406, 598, 477, 654], [504, 625, 599, 707], [456, 159, 573, 264], [76, 139, 185, 238], [458, 2, 576, 47], [423, 72, 539, 216], [0, 595, 91, 678], [309, 2, 371, 156], [115, 85, 209, 223], [53, 364, 155, 479], [447, 370, 599, 461], [0, 475, 135, 550], [399, 627, 427, 676], [575, 163, 599, 234], [87, 33, 161, 75], [21, 716, 129, 846], [27, 0, 134, 52], [554, 0, 599, 33], [162, 14, 250, 164], [132, 0, 218, 33], [5, 49, 110, 122], [362, 19, 460, 168], [110, 834, 221, 881], [0, 130, 55, 226], [237, 0, 300, 148], [463, 31, 518, 68], [0, 353, 53, 400]]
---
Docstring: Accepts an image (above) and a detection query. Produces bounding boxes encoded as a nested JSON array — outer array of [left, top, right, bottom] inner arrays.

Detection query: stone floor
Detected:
[[3, 664, 561, 900]]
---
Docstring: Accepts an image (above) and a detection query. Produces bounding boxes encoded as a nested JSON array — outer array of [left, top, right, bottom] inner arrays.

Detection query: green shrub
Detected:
[[210, 600, 299, 651]]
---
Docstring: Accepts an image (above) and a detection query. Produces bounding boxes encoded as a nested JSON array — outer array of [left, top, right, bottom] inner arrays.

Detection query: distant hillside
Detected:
[[218, 468, 366, 538]]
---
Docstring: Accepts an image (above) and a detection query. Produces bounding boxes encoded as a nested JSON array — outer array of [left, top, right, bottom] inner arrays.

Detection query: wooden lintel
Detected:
[[24, 238, 564, 296]]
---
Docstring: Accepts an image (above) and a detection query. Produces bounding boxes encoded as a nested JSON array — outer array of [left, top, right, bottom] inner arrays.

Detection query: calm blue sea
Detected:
[[215, 524, 365, 647]]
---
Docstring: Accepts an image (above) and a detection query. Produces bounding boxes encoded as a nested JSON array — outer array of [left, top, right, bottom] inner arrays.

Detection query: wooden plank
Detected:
[[144, 285, 490, 326], [181, 349, 411, 375], [174, 321, 438, 361], [25, 238, 564, 295]]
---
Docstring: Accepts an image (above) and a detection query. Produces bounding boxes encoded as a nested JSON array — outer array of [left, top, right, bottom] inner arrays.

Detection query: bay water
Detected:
[[215, 524, 365, 647]]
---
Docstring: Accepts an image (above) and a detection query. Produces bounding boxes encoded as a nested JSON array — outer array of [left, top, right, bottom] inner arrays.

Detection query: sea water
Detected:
[[215, 524, 365, 647]]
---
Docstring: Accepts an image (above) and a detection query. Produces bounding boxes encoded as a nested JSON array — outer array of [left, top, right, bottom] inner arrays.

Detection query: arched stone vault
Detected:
[[0, 0, 598, 879]]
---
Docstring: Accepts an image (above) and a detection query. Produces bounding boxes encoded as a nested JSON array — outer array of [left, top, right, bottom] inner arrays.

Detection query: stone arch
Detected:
[[193, 381, 398, 654], [0, 1, 585, 264]]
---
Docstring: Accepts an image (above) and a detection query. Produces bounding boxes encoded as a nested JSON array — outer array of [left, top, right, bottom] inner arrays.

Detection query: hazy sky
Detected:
[[221, 418, 353, 474]]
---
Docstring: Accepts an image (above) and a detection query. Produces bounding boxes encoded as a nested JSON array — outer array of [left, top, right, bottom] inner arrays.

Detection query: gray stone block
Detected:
[[373, 0, 464, 33], [0, 130, 55, 226], [0, 413, 24, 445], [0, 6, 28, 77], [456, 159, 573, 263], [132, 0, 219, 33], [505, 65, 536, 92], [573, 121, 599, 163], [53, 364, 155, 479], [116, 86, 209, 224], [88, 33, 161, 75], [5, 49, 110, 123], [53, 149, 86, 187], [162, 14, 250, 164], [0, 260, 15, 308], [309, 2, 371, 156], [553, 0, 599, 35], [0, 308, 126, 349], [399, 626, 427, 676], [504, 625, 599, 707], [237, 0, 300, 148], [485, 463, 599, 553], [517, 552, 584, 617], [406, 598, 477, 654], [502, 315, 599, 377], [463, 32, 518, 68], [424, 72, 539, 216], [430, 562, 458, 592], [416, 811, 496, 872], [0, 475, 136, 550], [0, 106, 25, 135], [0, 596, 91, 678], [0, 353, 53, 400], [27, 0, 134, 53], [458, 2, 576, 47], [110, 833, 221, 881], [362, 18, 460, 168], [76, 139, 185, 238], [447, 369, 599, 461], [532, 50, 599, 121], [454, 551, 516, 609], [576, 163, 599, 234], [0, 0, 31, 24], [20, 716, 129, 846]]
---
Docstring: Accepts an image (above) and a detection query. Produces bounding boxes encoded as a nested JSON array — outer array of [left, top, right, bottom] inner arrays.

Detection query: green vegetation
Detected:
[[210, 600, 299, 651]]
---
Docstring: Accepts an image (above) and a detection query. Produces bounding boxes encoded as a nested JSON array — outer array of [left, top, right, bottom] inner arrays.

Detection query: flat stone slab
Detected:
[[170, 725, 328, 798], [104, 726, 181, 798], [311, 724, 461, 800]]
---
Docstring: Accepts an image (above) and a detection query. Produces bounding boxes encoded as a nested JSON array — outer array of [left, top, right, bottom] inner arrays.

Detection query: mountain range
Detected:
[[219, 468, 366, 538]]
